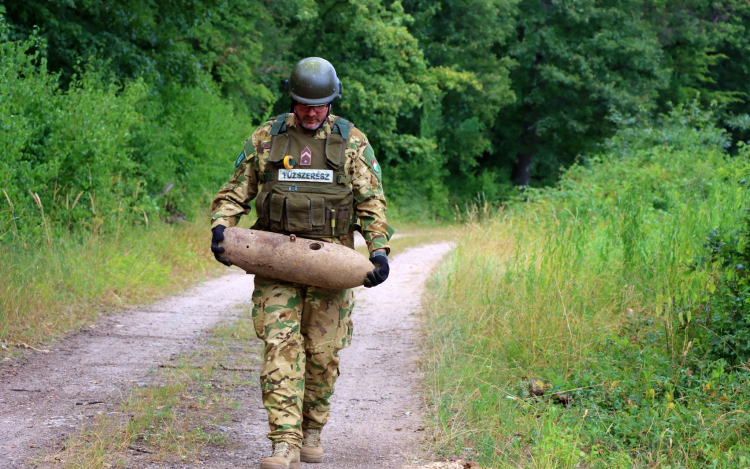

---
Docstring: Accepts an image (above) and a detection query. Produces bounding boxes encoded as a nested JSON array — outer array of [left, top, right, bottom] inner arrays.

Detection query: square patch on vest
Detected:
[[300, 147, 312, 166]]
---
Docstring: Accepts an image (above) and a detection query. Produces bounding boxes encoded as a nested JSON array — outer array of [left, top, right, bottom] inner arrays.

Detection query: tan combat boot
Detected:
[[300, 427, 324, 463], [260, 441, 300, 469]]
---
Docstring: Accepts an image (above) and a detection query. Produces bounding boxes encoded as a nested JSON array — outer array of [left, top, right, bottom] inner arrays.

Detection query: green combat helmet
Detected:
[[285, 57, 342, 105]]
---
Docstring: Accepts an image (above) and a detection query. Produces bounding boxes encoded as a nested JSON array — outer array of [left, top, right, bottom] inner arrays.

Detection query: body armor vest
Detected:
[[255, 114, 354, 238]]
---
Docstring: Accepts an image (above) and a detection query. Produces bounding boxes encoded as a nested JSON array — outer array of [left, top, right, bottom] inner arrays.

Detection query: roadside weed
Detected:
[[0, 215, 225, 348], [423, 115, 750, 467]]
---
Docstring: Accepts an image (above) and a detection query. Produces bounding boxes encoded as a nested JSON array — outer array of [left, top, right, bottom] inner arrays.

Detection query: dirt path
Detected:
[[0, 270, 256, 467], [0, 242, 452, 468]]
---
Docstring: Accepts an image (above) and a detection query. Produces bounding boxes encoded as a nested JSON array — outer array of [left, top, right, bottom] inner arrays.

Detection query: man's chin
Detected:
[[300, 121, 322, 130]]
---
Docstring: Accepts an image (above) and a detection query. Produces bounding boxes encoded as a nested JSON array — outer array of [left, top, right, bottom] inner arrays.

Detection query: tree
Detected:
[[283, 0, 481, 217], [403, 0, 518, 201], [647, 0, 747, 110], [495, 0, 667, 187], [3, 0, 279, 118]]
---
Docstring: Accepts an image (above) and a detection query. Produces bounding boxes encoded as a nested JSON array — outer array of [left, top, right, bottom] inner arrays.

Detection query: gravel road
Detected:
[[0, 242, 452, 468]]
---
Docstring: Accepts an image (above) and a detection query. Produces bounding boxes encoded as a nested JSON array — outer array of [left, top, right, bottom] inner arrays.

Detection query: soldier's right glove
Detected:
[[211, 225, 232, 267], [364, 252, 389, 288]]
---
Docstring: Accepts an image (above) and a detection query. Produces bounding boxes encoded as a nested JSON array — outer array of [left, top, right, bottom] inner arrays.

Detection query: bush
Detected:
[[0, 19, 253, 242], [424, 106, 750, 467], [689, 214, 750, 364]]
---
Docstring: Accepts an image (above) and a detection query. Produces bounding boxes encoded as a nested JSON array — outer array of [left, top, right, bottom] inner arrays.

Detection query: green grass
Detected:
[[423, 131, 750, 467], [0, 215, 228, 351]]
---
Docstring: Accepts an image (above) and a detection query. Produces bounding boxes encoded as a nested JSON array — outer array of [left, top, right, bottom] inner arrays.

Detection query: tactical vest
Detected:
[[255, 114, 355, 238]]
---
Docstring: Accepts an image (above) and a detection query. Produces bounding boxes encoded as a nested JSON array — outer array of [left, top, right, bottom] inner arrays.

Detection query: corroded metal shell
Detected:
[[221, 227, 372, 290]]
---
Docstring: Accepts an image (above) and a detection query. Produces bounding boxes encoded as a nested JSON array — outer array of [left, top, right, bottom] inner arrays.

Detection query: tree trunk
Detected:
[[512, 119, 536, 186], [511, 151, 533, 186]]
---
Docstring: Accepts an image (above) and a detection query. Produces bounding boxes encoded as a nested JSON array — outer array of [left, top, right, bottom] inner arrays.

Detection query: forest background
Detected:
[[6, 2, 750, 466], [5, 0, 750, 230]]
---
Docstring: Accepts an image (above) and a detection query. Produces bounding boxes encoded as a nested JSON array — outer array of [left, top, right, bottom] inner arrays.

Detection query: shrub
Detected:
[[0, 18, 253, 242], [689, 214, 750, 364], [424, 106, 750, 467]]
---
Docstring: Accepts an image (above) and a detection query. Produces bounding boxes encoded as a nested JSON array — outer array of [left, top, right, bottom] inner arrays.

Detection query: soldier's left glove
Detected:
[[211, 225, 232, 267], [364, 252, 389, 288]]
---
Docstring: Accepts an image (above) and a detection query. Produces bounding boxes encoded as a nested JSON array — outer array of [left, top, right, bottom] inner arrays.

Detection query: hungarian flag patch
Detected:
[[363, 144, 381, 182]]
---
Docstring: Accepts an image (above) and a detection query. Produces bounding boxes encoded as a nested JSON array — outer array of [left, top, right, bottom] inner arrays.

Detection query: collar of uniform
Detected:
[[286, 113, 337, 140]]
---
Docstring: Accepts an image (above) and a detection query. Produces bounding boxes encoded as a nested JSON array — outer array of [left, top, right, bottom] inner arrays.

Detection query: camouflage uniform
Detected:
[[210, 113, 391, 445]]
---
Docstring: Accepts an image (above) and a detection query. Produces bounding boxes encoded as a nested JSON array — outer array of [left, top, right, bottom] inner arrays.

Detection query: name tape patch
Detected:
[[279, 169, 334, 183]]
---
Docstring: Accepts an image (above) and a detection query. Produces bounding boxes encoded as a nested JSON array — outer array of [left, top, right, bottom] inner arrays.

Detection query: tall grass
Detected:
[[425, 109, 750, 468], [0, 18, 256, 349], [0, 216, 225, 349]]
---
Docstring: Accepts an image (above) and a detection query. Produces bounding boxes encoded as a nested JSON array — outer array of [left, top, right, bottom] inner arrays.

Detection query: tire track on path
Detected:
[[315, 241, 454, 468]]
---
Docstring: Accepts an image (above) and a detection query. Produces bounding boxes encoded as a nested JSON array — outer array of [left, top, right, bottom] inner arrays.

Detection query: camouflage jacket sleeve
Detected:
[[348, 128, 394, 254], [210, 123, 271, 229]]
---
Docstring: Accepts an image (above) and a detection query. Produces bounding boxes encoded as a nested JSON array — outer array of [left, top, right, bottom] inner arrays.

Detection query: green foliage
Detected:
[[2, 0, 500, 221], [129, 79, 254, 219], [1, 23, 143, 238], [5, 0, 210, 84], [651, 0, 750, 110], [2, 0, 278, 117], [424, 107, 750, 467], [0, 18, 252, 241], [409, 0, 750, 195], [403, 0, 517, 200], [688, 220, 750, 364], [497, 0, 668, 186], [6, 0, 750, 220], [7, 0, 750, 218], [606, 102, 732, 158], [285, 0, 489, 219]]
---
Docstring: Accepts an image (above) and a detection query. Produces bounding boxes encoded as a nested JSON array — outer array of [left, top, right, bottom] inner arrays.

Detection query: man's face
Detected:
[[295, 103, 330, 130]]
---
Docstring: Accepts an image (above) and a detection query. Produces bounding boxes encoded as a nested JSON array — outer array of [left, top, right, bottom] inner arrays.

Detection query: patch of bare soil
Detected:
[[1, 242, 452, 468]]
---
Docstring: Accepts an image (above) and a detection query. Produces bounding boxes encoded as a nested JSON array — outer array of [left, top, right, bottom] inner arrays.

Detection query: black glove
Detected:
[[364, 252, 389, 288], [211, 225, 232, 267]]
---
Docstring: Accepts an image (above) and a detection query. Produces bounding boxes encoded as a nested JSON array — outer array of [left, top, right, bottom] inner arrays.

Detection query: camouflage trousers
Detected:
[[251, 276, 355, 445]]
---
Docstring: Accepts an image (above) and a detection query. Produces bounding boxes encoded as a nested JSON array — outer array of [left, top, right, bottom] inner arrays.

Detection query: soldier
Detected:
[[209, 57, 393, 469]]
